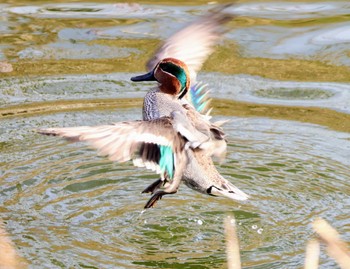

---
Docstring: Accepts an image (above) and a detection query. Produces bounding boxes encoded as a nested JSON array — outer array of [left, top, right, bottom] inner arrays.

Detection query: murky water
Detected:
[[1, 1, 350, 268]]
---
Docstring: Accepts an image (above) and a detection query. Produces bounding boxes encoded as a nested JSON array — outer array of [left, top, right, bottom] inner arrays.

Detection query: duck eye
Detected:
[[159, 62, 173, 73], [158, 61, 188, 97]]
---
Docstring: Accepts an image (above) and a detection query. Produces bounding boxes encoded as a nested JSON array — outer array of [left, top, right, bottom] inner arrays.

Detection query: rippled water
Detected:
[[1, 109, 349, 268], [2, 72, 350, 112], [1, 1, 350, 268]]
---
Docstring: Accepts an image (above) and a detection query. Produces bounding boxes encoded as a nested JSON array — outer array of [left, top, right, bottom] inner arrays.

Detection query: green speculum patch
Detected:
[[159, 145, 174, 179]]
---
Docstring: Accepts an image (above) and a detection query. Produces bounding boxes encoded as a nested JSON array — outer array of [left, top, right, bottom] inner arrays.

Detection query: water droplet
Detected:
[[257, 228, 264, 234], [197, 220, 203, 225], [252, 225, 258, 230]]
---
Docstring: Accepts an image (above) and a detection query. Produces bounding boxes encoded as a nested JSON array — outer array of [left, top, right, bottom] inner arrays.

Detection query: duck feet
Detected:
[[141, 178, 164, 194], [144, 190, 177, 209], [143, 165, 183, 209]]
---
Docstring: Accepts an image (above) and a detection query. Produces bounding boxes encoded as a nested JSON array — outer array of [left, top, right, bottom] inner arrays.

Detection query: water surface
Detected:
[[1, 1, 350, 268]]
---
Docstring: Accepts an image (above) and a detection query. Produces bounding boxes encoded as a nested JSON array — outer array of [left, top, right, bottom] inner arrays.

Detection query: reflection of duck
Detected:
[[38, 4, 249, 208]]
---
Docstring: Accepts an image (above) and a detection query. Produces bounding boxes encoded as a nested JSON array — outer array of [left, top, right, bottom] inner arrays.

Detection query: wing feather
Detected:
[[37, 118, 185, 176], [146, 4, 234, 82]]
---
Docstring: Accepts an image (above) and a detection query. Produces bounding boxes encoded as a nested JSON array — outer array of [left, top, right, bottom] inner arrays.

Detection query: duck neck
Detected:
[[158, 77, 181, 97]]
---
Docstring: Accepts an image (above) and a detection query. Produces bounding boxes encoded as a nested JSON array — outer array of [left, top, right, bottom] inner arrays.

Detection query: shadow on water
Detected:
[[0, 0, 350, 268]]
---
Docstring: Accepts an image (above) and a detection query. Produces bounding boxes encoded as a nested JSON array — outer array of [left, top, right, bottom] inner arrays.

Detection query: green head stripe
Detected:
[[159, 145, 174, 179], [159, 62, 187, 94]]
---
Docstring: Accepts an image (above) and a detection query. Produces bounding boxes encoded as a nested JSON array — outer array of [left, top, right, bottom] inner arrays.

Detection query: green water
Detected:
[[1, 1, 350, 268]]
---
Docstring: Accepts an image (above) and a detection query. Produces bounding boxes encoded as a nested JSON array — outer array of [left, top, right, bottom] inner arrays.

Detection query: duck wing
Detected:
[[146, 4, 234, 82], [37, 114, 217, 179], [38, 117, 189, 179]]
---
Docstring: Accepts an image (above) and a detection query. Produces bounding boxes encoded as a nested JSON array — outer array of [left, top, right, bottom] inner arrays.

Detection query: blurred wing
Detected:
[[146, 4, 234, 82], [186, 82, 212, 115], [37, 118, 185, 179]]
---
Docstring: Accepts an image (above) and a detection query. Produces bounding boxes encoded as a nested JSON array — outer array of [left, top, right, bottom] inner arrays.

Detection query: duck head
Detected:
[[131, 58, 190, 99]]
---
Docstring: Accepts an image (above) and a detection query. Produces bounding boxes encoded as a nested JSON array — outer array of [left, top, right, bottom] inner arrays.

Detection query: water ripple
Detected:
[[6, 2, 350, 21], [312, 24, 350, 44], [2, 73, 350, 113], [1, 109, 349, 268], [200, 73, 350, 113], [6, 3, 192, 19], [226, 22, 350, 66], [232, 2, 350, 20], [0, 73, 141, 107], [17, 42, 139, 60]]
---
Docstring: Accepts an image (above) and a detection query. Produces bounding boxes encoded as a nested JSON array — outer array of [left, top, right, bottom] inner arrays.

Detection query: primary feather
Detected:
[[38, 118, 186, 178], [146, 4, 234, 82]]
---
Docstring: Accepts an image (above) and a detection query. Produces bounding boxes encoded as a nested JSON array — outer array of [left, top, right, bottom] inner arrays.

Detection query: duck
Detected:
[[38, 4, 249, 208], [38, 112, 208, 208], [131, 4, 249, 204], [131, 58, 249, 206]]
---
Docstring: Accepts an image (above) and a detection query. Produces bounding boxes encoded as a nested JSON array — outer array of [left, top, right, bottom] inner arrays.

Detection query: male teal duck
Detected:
[[131, 57, 249, 205], [38, 4, 249, 208]]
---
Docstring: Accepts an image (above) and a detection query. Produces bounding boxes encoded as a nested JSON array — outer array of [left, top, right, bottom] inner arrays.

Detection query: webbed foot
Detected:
[[144, 190, 177, 209], [141, 178, 164, 194]]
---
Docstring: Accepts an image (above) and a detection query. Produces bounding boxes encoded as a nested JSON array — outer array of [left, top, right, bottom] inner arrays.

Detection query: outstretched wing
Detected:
[[146, 4, 234, 82], [38, 118, 186, 179]]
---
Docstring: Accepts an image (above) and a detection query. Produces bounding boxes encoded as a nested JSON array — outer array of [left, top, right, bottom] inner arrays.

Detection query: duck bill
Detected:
[[131, 71, 156, 82]]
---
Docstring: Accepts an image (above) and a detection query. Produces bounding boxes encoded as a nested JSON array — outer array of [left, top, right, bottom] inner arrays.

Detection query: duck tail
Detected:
[[208, 179, 249, 201]]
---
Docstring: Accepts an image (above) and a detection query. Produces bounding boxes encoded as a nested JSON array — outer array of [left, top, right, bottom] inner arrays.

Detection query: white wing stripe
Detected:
[[136, 133, 171, 146]]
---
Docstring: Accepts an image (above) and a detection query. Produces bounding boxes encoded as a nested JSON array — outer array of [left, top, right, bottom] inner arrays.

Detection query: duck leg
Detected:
[[144, 184, 178, 208], [141, 178, 167, 194], [144, 165, 184, 209], [143, 149, 188, 208]]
